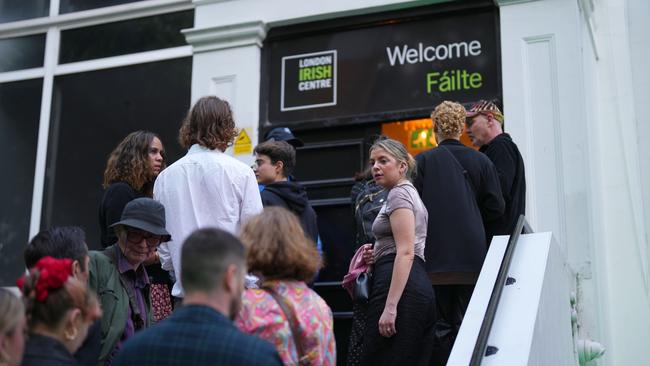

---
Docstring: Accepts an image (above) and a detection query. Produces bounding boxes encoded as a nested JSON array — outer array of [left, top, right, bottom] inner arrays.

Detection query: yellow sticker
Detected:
[[234, 129, 253, 155]]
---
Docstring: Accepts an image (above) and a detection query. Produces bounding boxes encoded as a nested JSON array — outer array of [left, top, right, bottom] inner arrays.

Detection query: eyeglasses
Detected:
[[251, 159, 272, 169], [466, 113, 494, 128], [126, 230, 162, 247]]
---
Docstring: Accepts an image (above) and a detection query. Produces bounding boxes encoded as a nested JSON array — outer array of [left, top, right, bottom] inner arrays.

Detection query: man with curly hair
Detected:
[[413, 101, 504, 365], [153, 96, 263, 302]]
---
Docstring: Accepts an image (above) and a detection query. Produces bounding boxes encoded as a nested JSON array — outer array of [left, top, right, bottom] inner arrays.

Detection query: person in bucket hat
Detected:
[[465, 99, 526, 243], [88, 197, 171, 365], [110, 198, 172, 243]]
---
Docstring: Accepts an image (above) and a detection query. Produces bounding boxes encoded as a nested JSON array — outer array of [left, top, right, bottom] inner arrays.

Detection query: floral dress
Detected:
[[235, 280, 336, 365]]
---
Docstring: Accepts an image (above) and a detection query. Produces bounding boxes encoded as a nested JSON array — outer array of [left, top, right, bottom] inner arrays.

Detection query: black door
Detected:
[[290, 123, 381, 365]]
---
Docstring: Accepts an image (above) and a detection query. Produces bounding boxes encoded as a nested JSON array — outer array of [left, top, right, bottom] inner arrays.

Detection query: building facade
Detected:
[[1, 0, 649, 364]]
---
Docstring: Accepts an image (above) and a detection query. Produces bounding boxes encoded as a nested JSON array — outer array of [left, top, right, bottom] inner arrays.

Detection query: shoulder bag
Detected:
[[262, 284, 313, 366]]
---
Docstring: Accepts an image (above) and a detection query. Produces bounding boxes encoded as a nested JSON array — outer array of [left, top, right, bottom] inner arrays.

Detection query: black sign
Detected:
[[282, 50, 337, 111], [263, 7, 500, 126]]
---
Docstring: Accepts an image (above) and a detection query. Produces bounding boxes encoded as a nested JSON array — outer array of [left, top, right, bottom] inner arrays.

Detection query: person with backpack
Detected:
[[351, 168, 389, 250], [346, 168, 389, 366]]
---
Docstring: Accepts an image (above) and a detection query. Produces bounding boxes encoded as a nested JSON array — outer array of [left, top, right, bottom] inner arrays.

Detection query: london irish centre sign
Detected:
[[263, 6, 500, 125]]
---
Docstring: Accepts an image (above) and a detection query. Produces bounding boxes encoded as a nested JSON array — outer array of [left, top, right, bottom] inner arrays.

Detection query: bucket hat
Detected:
[[110, 198, 171, 241]]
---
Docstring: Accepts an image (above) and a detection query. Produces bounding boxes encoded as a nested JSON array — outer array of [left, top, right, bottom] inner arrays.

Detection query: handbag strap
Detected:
[[261, 284, 308, 363], [439, 145, 477, 195]]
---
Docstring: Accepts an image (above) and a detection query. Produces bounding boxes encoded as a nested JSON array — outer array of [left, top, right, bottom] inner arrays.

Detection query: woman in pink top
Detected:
[[236, 207, 336, 366]]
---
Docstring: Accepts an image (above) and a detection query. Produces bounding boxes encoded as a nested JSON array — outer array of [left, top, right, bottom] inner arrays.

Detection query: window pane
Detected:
[[0, 79, 42, 286], [0, 34, 46, 72], [60, 0, 144, 14], [42, 58, 191, 250], [59, 10, 193, 63], [0, 0, 49, 24]]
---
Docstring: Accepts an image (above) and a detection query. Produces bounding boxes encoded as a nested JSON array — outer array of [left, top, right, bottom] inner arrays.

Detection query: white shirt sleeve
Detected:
[[239, 169, 263, 226], [153, 178, 174, 272]]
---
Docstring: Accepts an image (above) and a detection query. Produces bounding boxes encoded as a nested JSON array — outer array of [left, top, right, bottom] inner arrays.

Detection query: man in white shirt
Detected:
[[154, 96, 263, 299]]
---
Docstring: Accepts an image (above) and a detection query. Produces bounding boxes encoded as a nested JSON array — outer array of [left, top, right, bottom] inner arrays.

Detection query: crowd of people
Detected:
[[0, 95, 524, 366]]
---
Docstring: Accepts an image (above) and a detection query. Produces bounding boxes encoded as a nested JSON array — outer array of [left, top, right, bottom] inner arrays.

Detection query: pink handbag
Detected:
[[342, 246, 370, 298]]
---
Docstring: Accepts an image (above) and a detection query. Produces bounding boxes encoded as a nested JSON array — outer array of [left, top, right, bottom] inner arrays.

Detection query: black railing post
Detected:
[[469, 215, 533, 365]]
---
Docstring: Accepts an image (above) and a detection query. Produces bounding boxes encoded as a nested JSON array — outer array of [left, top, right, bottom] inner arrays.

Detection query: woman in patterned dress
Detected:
[[236, 207, 336, 366]]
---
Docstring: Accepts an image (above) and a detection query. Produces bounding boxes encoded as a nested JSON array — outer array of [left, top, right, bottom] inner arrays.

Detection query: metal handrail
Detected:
[[469, 215, 534, 365]]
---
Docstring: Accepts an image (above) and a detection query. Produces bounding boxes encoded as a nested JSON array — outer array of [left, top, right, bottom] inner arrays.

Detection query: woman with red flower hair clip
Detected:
[[18, 257, 102, 366]]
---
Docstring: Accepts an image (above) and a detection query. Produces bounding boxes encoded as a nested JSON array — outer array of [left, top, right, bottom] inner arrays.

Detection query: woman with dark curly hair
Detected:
[[18, 257, 102, 366], [99, 130, 165, 247], [99, 131, 173, 322]]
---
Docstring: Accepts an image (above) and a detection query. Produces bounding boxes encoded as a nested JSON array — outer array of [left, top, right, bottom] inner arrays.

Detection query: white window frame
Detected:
[[0, 0, 193, 239]]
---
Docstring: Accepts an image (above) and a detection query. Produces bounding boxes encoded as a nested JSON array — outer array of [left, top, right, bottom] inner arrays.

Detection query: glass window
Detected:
[[0, 34, 46, 72], [0, 79, 42, 286], [0, 0, 49, 24], [42, 58, 191, 250], [59, 10, 193, 63], [60, 0, 144, 14]]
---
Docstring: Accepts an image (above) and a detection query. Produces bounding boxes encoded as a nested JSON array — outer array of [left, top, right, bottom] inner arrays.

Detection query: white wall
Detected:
[[498, 0, 597, 335], [186, 0, 650, 363], [185, 0, 451, 163], [193, 0, 439, 29], [588, 0, 650, 363], [498, 0, 650, 364], [189, 44, 263, 165], [627, 0, 650, 272]]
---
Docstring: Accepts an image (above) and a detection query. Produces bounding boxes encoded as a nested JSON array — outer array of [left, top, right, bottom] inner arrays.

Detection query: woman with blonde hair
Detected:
[[0, 289, 26, 366], [18, 256, 102, 366], [359, 137, 436, 365], [236, 207, 336, 365]]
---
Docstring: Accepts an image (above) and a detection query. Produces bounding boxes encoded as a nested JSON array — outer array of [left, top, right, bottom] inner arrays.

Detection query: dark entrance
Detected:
[[260, 1, 500, 363], [290, 124, 380, 363]]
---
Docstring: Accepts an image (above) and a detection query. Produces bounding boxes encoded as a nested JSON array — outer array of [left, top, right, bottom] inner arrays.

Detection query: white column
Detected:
[[586, 0, 650, 364], [498, 0, 650, 364], [183, 20, 266, 166]]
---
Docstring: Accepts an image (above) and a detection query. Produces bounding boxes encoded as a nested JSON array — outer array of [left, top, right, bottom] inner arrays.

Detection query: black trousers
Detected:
[[346, 301, 368, 366], [361, 254, 436, 366], [429, 284, 475, 366]]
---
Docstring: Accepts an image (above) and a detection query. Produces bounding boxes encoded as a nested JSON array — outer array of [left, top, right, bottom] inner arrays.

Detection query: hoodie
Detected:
[[260, 181, 319, 243]]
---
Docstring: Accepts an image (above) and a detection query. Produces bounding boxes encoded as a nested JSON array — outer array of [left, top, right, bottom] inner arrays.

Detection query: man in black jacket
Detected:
[[253, 140, 319, 243], [414, 101, 505, 365], [466, 100, 526, 243]]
